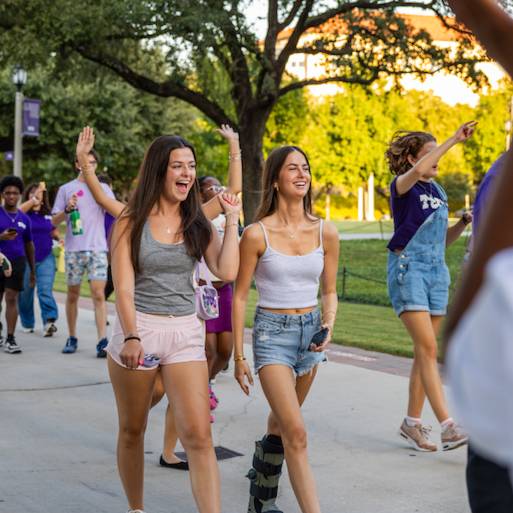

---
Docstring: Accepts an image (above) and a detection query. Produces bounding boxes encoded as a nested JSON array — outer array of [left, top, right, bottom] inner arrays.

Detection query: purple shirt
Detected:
[[388, 178, 447, 251], [104, 213, 115, 240], [473, 154, 507, 240], [52, 178, 114, 252], [28, 211, 54, 263], [0, 208, 33, 260]]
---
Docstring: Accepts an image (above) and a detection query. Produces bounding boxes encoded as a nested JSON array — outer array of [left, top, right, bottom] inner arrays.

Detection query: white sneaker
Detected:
[[127, 510, 146, 513], [22, 327, 34, 334], [43, 322, 58, 337]]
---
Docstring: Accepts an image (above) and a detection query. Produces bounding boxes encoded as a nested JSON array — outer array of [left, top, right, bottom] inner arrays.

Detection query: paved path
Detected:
[[0, 299, 470, 513]]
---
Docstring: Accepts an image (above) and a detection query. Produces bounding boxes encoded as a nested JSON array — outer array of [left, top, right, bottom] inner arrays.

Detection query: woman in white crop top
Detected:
[[232, 146, 339, 513]]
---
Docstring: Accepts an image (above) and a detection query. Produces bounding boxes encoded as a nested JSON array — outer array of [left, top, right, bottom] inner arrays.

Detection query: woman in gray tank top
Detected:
[[232, 146, 340, 513], [77, 128, 241, 513]]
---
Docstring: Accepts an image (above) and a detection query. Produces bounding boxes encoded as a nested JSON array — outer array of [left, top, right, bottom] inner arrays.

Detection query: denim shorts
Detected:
[[387, 252, 450, 317], [252, 307, 327, 376]]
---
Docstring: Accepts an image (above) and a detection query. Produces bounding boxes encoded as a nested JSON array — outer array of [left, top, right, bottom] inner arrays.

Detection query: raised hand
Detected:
[[453, 121, 478, 143], [217, 124, 239, 145], [76, 126, 95, 163]]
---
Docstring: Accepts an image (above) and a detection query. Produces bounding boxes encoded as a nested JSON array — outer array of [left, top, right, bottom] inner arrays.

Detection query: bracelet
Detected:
[[234, 355, 246, 362], [225, 222, 238, 228], [124, 336, 141, 343], [461, 214, 471, 226], [229, 153, 241, 161]]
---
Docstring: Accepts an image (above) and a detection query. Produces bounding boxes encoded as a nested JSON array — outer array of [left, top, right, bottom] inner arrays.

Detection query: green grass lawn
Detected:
[[54, 237, 469, 359]]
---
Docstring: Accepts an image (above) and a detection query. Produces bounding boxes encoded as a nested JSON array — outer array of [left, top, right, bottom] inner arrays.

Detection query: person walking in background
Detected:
[[17, 182, 68, 337], [232, 146, 339, 513], [0, 176, 36, 353], [52, 150, 115, 356], [385, 123, 475, 452], [197, 124, 242, 422]]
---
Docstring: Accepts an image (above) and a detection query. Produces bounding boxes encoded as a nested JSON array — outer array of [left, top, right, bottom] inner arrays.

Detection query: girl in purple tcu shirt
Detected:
[[385, 123, 475, 453]]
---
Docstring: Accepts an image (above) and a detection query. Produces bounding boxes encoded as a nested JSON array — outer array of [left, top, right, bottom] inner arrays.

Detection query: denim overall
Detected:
[[387, 182, 451, 317]]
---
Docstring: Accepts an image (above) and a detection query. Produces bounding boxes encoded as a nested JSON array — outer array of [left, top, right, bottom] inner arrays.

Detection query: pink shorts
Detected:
[[107, 310, 206, 371]]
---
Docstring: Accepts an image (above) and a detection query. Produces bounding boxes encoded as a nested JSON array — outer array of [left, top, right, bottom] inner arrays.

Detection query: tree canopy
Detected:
[[0, 0, 489, 221]]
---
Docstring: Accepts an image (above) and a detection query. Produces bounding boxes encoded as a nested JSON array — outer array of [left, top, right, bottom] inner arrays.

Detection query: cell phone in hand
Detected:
[[309, 327, 330, 350], [7, 228, 17, 234], [142, 354, 160, 368]]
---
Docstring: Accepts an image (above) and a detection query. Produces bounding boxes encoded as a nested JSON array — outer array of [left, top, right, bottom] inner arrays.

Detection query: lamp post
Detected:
[[12, 65, 27, 179]]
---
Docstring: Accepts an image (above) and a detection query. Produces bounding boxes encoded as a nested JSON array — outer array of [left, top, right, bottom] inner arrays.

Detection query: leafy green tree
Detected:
[[0, 61, 197, 195], [0, 0, 486, 222]]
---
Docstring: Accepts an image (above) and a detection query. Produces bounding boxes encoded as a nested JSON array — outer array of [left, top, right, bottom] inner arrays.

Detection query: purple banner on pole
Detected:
[[22, 98, 41, 137]]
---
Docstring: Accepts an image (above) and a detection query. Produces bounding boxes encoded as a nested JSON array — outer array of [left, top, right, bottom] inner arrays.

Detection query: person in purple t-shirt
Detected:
[[18, 182, 69, 337], [52, 149, 115, 356], [0, 176, 36, 354], [385, 123, 475, 453]]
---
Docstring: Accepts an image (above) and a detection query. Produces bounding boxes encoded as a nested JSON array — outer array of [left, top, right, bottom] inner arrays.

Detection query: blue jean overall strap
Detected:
[[403, 182, 448, 261]]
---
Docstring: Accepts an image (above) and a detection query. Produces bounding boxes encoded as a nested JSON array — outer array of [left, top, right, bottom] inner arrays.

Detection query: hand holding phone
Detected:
[[308, 327, 330, 351]]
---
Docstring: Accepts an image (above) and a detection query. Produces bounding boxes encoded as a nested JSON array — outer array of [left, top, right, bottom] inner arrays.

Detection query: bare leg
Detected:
[[89, 280, 107, 339], [205, 332, 217, 379], [160, 361, 220, 513], [401, 311, 449, 423], [259, 365, 321, 513], [66, 284, 81, 337], [210, 331, 233, 379], [151, 371, 183, 464], [108, 356, 158, 511], [407, 315, 445, 418]]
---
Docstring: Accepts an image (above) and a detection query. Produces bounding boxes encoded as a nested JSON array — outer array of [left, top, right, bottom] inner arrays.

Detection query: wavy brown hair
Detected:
[[385, 131, 436, 176], [254, 146, 313, 222], [23, 183, 51, 216], [123, 135, 211, 273]]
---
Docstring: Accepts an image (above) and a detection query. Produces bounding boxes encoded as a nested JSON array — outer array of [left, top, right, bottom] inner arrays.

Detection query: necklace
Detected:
[[279, 217, 300, 239], [417, 180, 433, 197], [3, 207, 19, 224]]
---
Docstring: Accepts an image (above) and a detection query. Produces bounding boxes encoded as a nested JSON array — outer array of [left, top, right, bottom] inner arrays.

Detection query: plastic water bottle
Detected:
[[70, 208, 83, 236]]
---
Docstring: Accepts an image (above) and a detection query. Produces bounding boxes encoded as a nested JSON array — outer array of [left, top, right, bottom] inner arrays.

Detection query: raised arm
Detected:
[[218, 124, 242, 195], [76, 126, 125, 217], [202, 193, 241, 281], [395, 121, 477, 196], [232, 224, 263, 395]]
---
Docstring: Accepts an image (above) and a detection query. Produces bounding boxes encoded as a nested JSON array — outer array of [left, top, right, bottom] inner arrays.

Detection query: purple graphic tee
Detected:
[[0, 208, 33, 260], [388, 178, 447, 251]]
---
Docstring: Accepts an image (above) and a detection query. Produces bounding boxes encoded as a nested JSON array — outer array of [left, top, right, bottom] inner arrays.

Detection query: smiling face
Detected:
[[275, 150, 311, 199], [409, 141, 438, 179], [163, 147, 197, 203]]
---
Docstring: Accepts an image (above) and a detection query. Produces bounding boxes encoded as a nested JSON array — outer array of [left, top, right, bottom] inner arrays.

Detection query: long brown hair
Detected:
[[254, 146, 313, 222], [385, 131, 436, 176], [123, 135, 211, 272], [23, 183, 51, 215]]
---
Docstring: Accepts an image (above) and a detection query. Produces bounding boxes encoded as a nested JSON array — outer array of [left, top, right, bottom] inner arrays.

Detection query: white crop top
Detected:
[[254, 220, 325, 309]]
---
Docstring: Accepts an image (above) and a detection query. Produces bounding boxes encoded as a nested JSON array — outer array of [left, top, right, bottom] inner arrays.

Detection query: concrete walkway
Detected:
[[0, 300, 470, 513]]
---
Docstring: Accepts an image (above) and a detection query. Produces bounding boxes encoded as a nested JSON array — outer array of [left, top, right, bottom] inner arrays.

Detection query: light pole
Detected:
[[12, 65, 27, 179]]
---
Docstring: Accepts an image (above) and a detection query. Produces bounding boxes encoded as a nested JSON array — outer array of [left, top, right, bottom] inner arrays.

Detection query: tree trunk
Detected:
[[239, 108, 271, 225]]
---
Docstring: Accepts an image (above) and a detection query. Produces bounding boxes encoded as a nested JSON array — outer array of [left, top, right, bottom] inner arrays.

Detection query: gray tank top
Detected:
[[134, 222, 197, 316]]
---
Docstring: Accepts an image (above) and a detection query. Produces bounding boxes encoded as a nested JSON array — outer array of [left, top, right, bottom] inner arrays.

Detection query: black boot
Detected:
[[247, 434, 285, 513]]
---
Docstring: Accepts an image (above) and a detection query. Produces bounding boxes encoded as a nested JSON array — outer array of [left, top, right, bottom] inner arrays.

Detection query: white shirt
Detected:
[[447, 247, 513, 473]]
